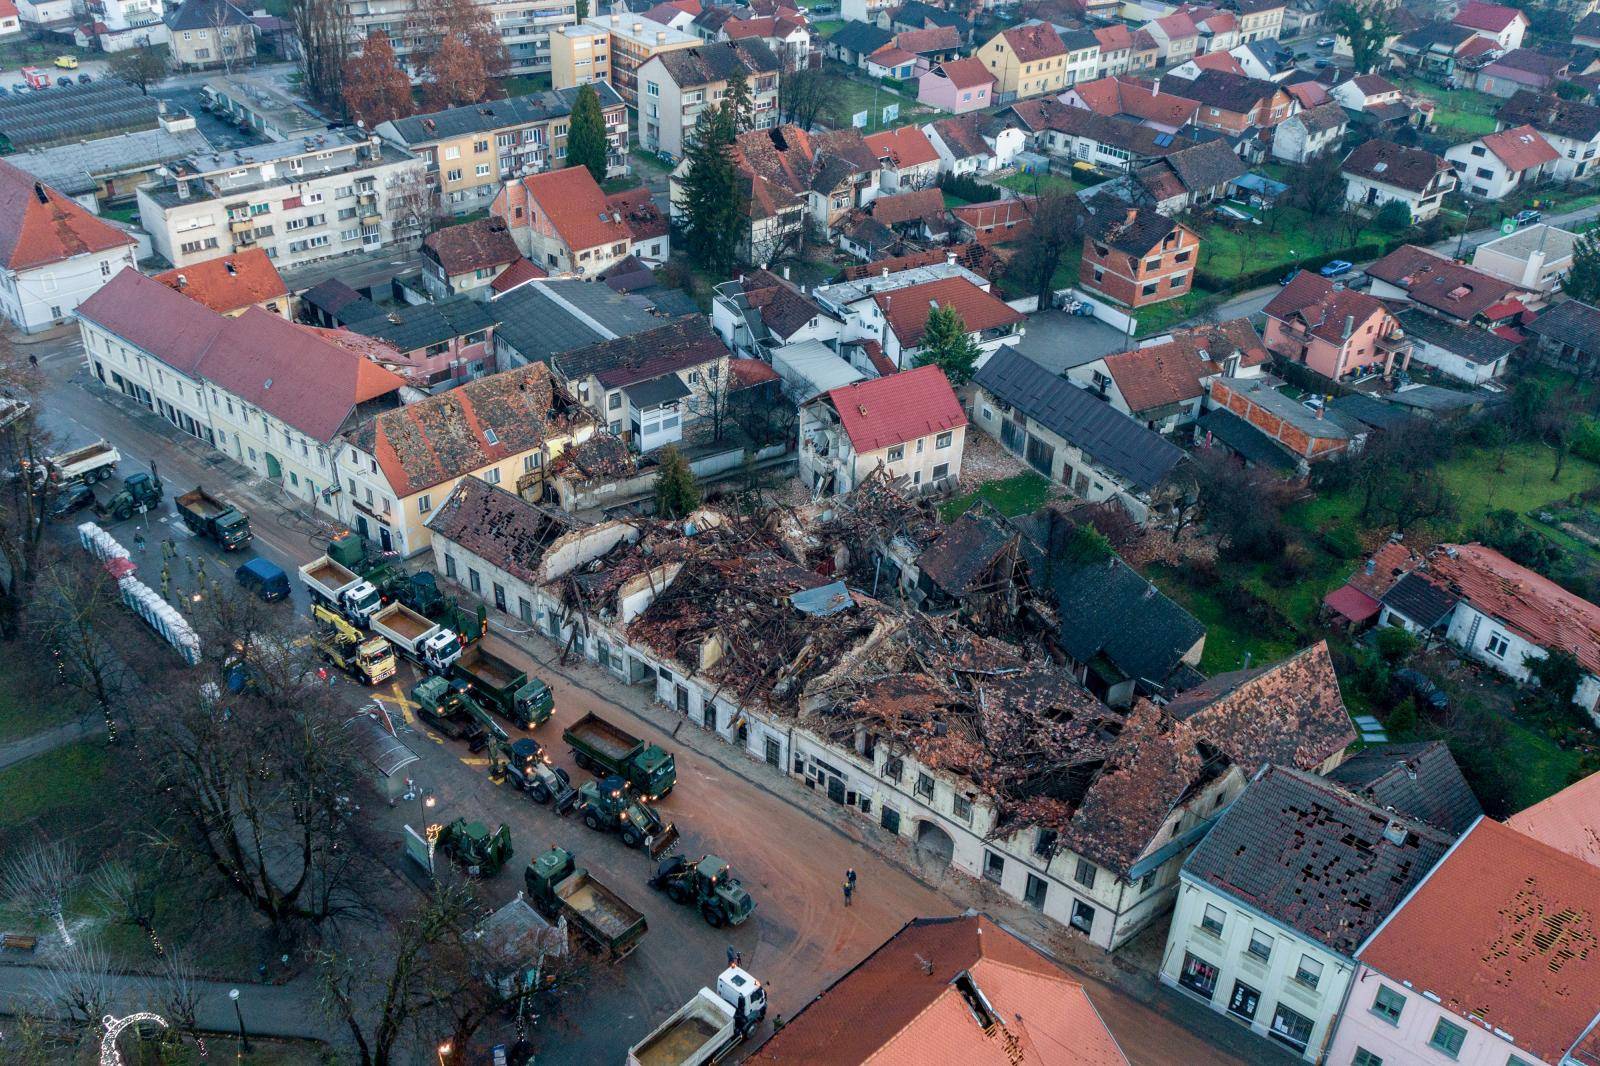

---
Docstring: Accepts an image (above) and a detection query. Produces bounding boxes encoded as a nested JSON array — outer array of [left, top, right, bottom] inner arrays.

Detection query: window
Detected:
[[646, 80, 660, 96], [1200, 903, 1225, 936], [523, 453, 542, 473], [446, 168, 463, 182], [882, 755, 903, 782], [952, 794, 972, 821], [1486, 632, 1510, 658], [1246, 929, 1273, 962], [444, 146, 461, 160], [1034, 828, 1057, 857], [1227, 980, 1260, 1021], [1139, 870, 1157, 894], [1294, 955, 1323, 990], [1070, 898, 1095, 933], [1371, 986, 1405, 1025], [1142, 281, 1160, 297], [887, 444, 905, 462], [608, 392, 622, 410], [983, 850, 1004, 883], [914, 772, 934, 800], [1429, 1019, 1466, 1059], [1178, 953, 1219, 1000], [417, 493, 432, 513], [468, 569, 482, 593], [1269, 1004, 1314, 1052], [932, 462, 949, 481], [936, 430, 953, 449], [444, 554, 457, 578], [1353, 1051, 1383, 1066], [1073, 858, 1096, 890], [1023, 873, 1047, 909], [483, 468, 501, 485], [476, 163, 491, 177], [473, 139, 489, 153]]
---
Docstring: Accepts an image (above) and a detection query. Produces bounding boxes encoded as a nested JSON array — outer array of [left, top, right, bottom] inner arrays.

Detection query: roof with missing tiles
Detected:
[[425, 475, 586, 584]]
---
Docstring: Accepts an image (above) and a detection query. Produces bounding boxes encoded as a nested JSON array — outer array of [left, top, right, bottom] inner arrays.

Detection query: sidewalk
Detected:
[[0, 719, 95, 773]]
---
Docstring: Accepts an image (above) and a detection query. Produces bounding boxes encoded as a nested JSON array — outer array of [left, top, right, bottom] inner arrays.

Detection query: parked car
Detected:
[[1314, 57, 1332, 68], [54, 55, 78, 69], [1513, 209, 1541, 227], [1392, 667, 1449, 712], [76, 72, 91, 84], [1279, 268, 1302, 285], [56, 76, 72, 87], [49, 483, 95, 518], [1320, 260, 1354, 277], [235, 557, 291, 602], [1316, 35, 1335, 47], [1301, 395, 1325, 413], [9, 85, 27, 96]]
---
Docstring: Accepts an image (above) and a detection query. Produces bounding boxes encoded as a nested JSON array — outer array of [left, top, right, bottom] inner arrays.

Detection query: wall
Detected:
[[1210, 379, 1347, 459], [0, 245, 138, 334], [1324, 964, 1555, 1066], [972, 387, 1148, 520], [1443, 601, 1600, 713], [1406, 335, 1505, 386]]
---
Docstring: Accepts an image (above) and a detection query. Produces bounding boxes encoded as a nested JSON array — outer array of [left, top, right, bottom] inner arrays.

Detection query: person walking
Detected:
[[842, 878, 853, 907], [133, 531, 146, 553], [846, 867, 857, 897]]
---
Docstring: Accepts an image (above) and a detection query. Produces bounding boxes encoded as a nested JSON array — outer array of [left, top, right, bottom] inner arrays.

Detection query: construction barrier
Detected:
[[76, 521, 200, 665]]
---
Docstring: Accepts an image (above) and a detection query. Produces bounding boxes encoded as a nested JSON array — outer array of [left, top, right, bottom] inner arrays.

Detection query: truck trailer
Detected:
[[175, 488, 252, 549], [626, 968, 766, 1066], [524, 847, 648, 960], [372, 601, 461, 674], [451, 645, 553, 729]]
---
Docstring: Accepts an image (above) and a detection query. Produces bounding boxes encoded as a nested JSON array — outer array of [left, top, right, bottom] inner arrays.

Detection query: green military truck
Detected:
[[411, 676, 505, 750], [564, 712, 677, 800], [576, 775, 680, 859], [436, 819, 513, 877], [524, 847, 648, 960], [451, 644, 554, 729], [648, 855, 756, 929]]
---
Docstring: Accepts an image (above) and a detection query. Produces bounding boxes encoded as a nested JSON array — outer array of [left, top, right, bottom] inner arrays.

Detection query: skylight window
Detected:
[[484, 428, 500, 445]]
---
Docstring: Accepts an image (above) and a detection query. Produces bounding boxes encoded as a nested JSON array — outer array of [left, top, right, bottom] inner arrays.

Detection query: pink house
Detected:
[[1262, 271, 1411, 382], [1326, 818, 1600, 1066], [917, 57, 995, 114]]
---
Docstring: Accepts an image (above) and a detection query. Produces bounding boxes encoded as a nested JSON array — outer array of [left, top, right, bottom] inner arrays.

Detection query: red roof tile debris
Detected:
[[1480, 123, 1560, 171], [869, 187, 946, 226], [872, 275, 1024, 347], [1358, 819, 1600, 1066], [153, 248, 288, 315], [557, 315, 729, 390], [1348, 539, 1423, 599], [1068, 75, 1200, 128], [824, 364, 966, 452], [1365, 245, 1531, 321], [864, 124, 940, 169], [515, 166, 632, 253], [604, 184, 669, 242], [0, 158, 135, 272], [746, 914, 1128, 1065], [1428, 541, 1600, 674], [1001, 22, 1066, 61]]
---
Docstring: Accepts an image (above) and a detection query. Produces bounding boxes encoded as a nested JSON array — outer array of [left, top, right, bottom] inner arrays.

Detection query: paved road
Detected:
[[0, 719, 96, 773], [14, 329, 1288, 1066]]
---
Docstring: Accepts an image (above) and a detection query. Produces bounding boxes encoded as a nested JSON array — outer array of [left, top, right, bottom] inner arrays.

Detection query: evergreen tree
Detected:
[[681, 103, 743, 275], [915, 305, 982, 386], [576, 0, 588, 19], [654, 446, 701, 518], [566, 84, 610, 185], [1565, 230, 1600, 304], [725, 67, 753, 132]]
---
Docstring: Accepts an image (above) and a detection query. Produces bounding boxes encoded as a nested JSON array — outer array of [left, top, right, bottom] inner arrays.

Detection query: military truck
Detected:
[[576, 775, 679, 859], [435, 818, 513, 878], [452, 645, 553, 729], [501, 738, 578, 810], [648, 855, 756, 929], [175, 488, 252, 549], [411, 676, 505, 749], [92, 472, 163, 523], [627, 968, 766, 1066], [311, 604, 396, 685], [524, 847, 648, 960], [564, 713, 677, 800]]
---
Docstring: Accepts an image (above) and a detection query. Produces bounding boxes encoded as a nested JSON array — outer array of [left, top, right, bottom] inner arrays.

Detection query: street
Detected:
[[17, 328, 1283, 1065]]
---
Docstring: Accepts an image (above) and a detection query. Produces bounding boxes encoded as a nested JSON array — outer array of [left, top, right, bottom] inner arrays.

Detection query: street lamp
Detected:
[[228, 988, 251, 1057], [437, 1042, 452, 1066]]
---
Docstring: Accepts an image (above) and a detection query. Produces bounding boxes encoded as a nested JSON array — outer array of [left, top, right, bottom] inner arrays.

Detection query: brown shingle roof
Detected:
[[1179, 69, 1283, 115], [1341, 139, 1453, 193], [425, 475, 584, 584], [1001, 21, 1066, 61], [1264, 270, 1393, 345], [1100, 318, 1266, 413], [932, 56, 993, 90], [865, 124, 940, 169], [153, 248, 288, 315], [555, 316, 729, 389], [1365, 244, 1529, 321], [871, 275, 1024, 347], [423, 217, 523, 276], [870, 187, 946, 226]]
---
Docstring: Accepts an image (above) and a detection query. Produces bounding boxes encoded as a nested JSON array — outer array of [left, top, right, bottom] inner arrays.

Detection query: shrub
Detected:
[[1373, 625, 1419, 665], [940, 173, 989, 202], [1572, 416, 1600, 465]]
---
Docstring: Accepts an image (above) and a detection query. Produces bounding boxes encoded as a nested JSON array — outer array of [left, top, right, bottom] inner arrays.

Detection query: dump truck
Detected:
[[299, 555, 382, 626], [564, 713, 676, 800], [92, 472, 163, 523], [451, 645, 553, 729], [576, 775, 679, 859], [372, 601, 461, 673], [435, 818, 514, 877], [648, 855, 755, 929], [501, 738, 578, 810], [627, 968, 766, 1066], [43, 440, 119, 484], [524, 847, 647, 960], [175, 488, 252, 549], [412, 675, 505, 748], [311, 604, 396, 684]]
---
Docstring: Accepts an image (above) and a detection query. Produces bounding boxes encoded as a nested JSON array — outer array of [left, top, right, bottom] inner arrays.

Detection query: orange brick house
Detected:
[[1210, 376, 1357, 461], [1262, 271, 1412, 383], [1079, 207, 1199, 308]]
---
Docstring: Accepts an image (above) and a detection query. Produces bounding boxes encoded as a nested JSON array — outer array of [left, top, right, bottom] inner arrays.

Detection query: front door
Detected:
[[702, 703, 716, 730], [264, 452, 282, 480], [356, 515, 369, 538], [675, 686, 689, 714], [826, 777, 846, 804], [764, 736, 780, 768], [379, 527, 392, 551]]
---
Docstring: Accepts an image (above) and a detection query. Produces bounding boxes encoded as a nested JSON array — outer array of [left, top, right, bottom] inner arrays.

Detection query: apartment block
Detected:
[[342, 0, 578, 76], [637, 39, 781, 160], [554, 13, 700, 105], [136, 129, 427, 269]]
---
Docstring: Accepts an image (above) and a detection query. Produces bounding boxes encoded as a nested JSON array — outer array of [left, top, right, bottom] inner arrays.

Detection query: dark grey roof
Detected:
[[1162, 139, 1249, 192], [1084, 206, 1177, 256], [1382, 384, 1485, 413], [1380, 571, 1458, 629], [1183, 764, 1454, 956], [301, 278, 367, 317], [893, 0, 969, 34], [1035, 549, 1205, 687], [1059, 28, 1099, 51], [1325, 741, 1483, 835], [1396, 308, 1516, 366], [623, 373, 692, 408], [972, 346, 1184, 490], [1328, 393, 1418, 431], [490, 286, 606, 365], [381, 84, 625, 145], [426, 476, 583, 586], [1496, 89, 1600, 142], [655, 39, 782, 85], [0, 80, 161, 151], [1195, 409, 1298, 471], [1528, 298, 1600, 358], [166, 0, 254, 30], [1181, 70, 1283, 113], [827, 21, 895, 53], [346, 296, 495, 353]]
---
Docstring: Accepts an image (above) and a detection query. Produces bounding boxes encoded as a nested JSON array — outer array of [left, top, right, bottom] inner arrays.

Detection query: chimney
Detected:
[[657, 30, 666, 42], [1342, 314, 1354, 340], [1365, 558, 1376, 575], [176, 273, 188, 289], [882, 267, 890, 278], [1152, 76, 1161, 94], [633, 21, 643, 33], [946, 249, 956, 265], [783, 265, 790, 279], [177, 178, 191, 200]]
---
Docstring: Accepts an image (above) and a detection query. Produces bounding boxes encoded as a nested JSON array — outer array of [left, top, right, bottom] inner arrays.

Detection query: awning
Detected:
[[1323, 583, 1381, 625]]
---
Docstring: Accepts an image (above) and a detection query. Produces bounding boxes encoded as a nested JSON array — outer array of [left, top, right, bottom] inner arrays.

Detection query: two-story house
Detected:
[[1180, 69, 1294, 136], [1263, 271, 1410, 382], [1495, 89, 1600, 180], [1445, 123, 1559, 198], [1146, 12, 1201, 67], [1452, 0, 1528, 50], [165, 0, 254, 69], [339, 363, 595, 555], [1271, 102, 1348, 163], [1080, 207, 1201, 309], [421, 217, 530, 300], [864, 124, 942, 191], [799, 365, 966, 495], [979, 22, 1068, 102], [492, 167, 647, 277], [322, 292, 498, 393], [554, 13, 701, 105], [1340, 139, 1456, 222], [374, 86, 629, 215], [1364, 244, 1533, 326], [1068, 317, 1267, 432], [693, 124, 880, 246], [1232, 0, 1285, 43], [637, 39, 781, 161]]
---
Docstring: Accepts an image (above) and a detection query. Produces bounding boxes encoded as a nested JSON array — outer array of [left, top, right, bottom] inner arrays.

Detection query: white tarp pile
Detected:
[[77, 521, 201, 665]]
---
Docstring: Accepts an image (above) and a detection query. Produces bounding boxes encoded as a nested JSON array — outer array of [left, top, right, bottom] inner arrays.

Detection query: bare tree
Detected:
[[158, 948, 211, 1059], [30, 552, 134, 744], [91, 860, 165, 959], [779, 63, 842, 131], [0, 399, 56, 640], [1007, 191, 1085, 305], [3, 841, 83, 947], [289, 0, 353, 110], [385, 166, 442, 245], [31, 938, 119, 1029]]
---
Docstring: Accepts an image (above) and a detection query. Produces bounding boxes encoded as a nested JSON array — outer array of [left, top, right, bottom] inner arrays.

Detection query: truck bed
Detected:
[[304, 558, 357, 590], [560, 877, 644, 939], [374, 604, 432, 641], [632, 1015, 723, 1066], [52, 441, 116, 468], [565, 714, 640, 762], [176, 490, 228, 519], [459, 647, 520, 690]]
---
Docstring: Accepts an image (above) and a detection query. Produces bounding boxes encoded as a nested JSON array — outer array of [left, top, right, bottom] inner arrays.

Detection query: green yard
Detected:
[[941, 472, 1054, 521], [993, 170, 1074, 198], [819, 71, 935, 133], [503, 73, 554, 97], [0, 660, 79, 743], [1397, 77, 1502, 141], [1191, 205, 1373, 283], [1132, 290, 1224, 337], [0, 738, 111, 839]]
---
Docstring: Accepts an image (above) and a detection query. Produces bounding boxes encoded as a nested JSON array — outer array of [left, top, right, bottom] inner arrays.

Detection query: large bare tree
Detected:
[[289, 0, 353, 110], [0, 390, 55, 641]]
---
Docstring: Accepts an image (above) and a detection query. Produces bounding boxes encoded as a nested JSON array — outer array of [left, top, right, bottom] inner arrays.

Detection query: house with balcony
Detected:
[[1263, 271, 1410, 383], [1066, 318, 1267, 433], [83, 0, 167, 50], [638, 40, 781, 161], [493, 167, 655, 278], [554, 13, 701, 105], [375, 86, 628, 216], [1340, 139, 1455, 223], [799, 364, 966, 496], [1161, 764, 1453, 1062]]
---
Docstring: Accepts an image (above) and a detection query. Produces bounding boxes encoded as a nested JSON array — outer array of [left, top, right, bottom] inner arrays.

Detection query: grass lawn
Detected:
[[940, 472, 1053, 521], [1191, 205, 1371, 281], [631, 146, 672, 172], [1132, 289, 1223, 337], [503, 73, 553, 97], [0, 738, 110, 839], [820, 71, 934, 133], [993, 170, 1074, 197], [943, 191, 972, 208], [1502, 717, 1585, 811], [1147, 564, 1303, 674], [0, 660, 78, 743], [1397, 77, 1501, 140], [813, 19, 846, 35]]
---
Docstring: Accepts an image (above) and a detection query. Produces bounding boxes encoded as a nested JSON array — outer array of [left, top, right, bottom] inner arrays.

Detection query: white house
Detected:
[[797, 365, 966, 496], [1340, 139, 1456, 222], [0, 161, 138, 334], [1471, 222, 1576, 294], [1444, 123, 1559, 198], [1393, 308, 1515, 386], [1496, 90, 1600, 181], [811, 262, 1025, 369], [1452, 0, 1528, 50], [1270, 102, 1348, 163], [1161, 764, 1454, 1062], [923, 115, 1025, 175]]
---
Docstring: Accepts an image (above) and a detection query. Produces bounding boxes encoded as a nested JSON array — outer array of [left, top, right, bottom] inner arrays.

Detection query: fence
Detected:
[[77, 521, 201, 664]]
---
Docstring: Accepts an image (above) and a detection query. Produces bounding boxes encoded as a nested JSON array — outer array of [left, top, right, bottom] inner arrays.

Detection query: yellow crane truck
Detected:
[[311, 604, 397, 684]]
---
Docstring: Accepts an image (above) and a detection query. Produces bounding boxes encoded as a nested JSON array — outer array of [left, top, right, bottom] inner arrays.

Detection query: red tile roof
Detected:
[[1094, 23, 1133, 51], [1264, 271, 1393, 346], [490, 257, 548, 294], [729, 357, 780, 388], [931, 56, 992, 89], [1102, 318, 1267, 413], [153, 248, 288, 315], [1348, 539, 1423, 599], [1286, 80, 1330, 107], [870, 187, 946, 226], [865, 125, 940, 169], [825, 364, 966, 452], [1506, 771, 1600, 869], [1365, 245, 1530, 321], [0, 0, 18, 17], [1001, 22, 1066, 61], [1191, 50, 1245, 74], [1068, 75, 1200, 128], [605, 184, 669, 241], [1153, 12, 1198, 39], [868, 45, 918, 68], [1454, 0, 1525, 33], [76, 268, 228, 377], [517, 166, 631, 253], [746, 914, 1127, 1066], [1323, 583, 1381, 623], [1358, 818, 1600, 1066], [873, 275, 1024, 348], [1481, 123, 1559, 171], [1429, 541, 1600, 674], [423, 216, 522, 276], [895, 25, 960, 53], [0, 158, 135, 272]]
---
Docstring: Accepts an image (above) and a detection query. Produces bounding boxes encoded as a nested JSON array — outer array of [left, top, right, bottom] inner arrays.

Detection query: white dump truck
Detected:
[[370, 601, 461, 674], [45, 440, 120, 484], [298, 555, 382, 627], [627, 968, 766, 1066]]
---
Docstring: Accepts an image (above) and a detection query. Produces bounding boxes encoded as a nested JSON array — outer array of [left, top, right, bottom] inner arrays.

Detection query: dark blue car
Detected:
[[235, 557, 290, 601]]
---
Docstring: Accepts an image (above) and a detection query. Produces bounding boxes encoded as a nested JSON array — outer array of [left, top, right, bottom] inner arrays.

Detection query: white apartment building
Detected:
[[136, 130, 427, 270], [637, 39, 782, 160], [342, 0, 577, 76]]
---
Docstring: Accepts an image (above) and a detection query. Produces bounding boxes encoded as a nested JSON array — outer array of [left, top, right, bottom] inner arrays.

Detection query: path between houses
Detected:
[[0, 719, 97, 773]]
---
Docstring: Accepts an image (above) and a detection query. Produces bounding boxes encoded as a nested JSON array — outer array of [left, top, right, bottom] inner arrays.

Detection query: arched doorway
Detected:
[[914, 820, 955, 877]]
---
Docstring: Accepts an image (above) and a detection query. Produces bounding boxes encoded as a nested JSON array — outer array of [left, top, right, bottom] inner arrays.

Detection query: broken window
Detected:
[[983, 850, 1004, 883], [468, 569, 481, 593], [914, 772, 934, 800], [952, 795, 972, 822], [1070, 898, 1094, 933], [1023, 874, 1047, 909], [1033, 828, 1057, 858], [1073, 858, 1096, 890], [883, 756, 904, 783], [887, 444, 905, 462]]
